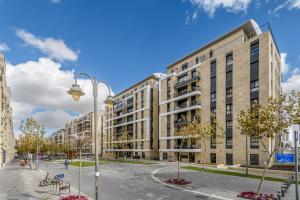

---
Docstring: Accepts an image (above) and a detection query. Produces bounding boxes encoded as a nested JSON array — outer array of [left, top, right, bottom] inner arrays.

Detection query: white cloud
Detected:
[[281, 52, 300, 92], [283, 71, 300, 92], [270, 0, 300, 15], [16, 29, 78, 62], [0, 42, 9, 52], [281, 52, 289, 74], [33, 109, 73, 129], [185, 0, 252, 19], [7, 57, 111, 133]]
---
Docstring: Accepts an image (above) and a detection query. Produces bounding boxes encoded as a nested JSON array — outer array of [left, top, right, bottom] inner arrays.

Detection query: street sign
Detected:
[[276, 153, 295, 163]]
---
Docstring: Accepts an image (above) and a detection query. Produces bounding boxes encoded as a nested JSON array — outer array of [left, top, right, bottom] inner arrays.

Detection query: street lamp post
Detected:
[[67, 72, 113, 200]]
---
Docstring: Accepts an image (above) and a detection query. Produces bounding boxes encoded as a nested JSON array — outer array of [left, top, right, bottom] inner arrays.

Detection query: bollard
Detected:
[[276, 191, 281, 200], [281, 185, 287, 192], [281, 189, 285, 197]]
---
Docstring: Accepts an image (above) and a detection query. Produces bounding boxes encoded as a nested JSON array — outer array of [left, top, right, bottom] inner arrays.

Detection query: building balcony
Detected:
[[175, 101, 201, 110], [176, 86, 200, 97], [175, 72, 200, 88]]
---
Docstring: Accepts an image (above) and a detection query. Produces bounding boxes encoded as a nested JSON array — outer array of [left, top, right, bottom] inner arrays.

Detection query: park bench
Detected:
[[59, 180, 71, 196]]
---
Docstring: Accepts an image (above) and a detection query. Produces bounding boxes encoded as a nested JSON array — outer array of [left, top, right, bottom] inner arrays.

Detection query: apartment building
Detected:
[[0, 54, 15, 168], [64, 112, 93, 155], [50, 128, 65, 146], [103, 74, 161, 160], [159, 19, 281, 166], [63, 111, 105, 156]]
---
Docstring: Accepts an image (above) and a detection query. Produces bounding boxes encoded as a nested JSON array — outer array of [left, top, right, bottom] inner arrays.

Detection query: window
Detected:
[[211, 62, 216, 73], [250, 80, 259, 92], [167, 140, 170, 149], [250, 136, 259, 148], [210, 153, 216, 163], [226, 121, 233, 149], [226, 88, 232, 98], [178, 74, 188, 83], [163, 152, 168, 160], [251, 41, 259, 57], [167, 103, 171, 112], [226, 121, 233, 128], [209, 50, 214, 58], [141, 121, 144, 138], [226, 153, 233, 165], [211, 92, 216, 102], [167, 78, 171, 87], [167, 116, 171, 137], [167, 90, 171, 99], [211, 107, 216, 115], [182, 63, 188, 71], [196, 57, 199, 64], [192, 70, 197, 78], [226, 54, 233, 66], [141, 111, 144, 118], [250, 154, 259, 165], [226, 104, 233, 115]]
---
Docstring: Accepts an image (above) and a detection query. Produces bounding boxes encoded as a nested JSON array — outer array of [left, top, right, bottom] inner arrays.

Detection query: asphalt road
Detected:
[[39, 160, 220, 200]]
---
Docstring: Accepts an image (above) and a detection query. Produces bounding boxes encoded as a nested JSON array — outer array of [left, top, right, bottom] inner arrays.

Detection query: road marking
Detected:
[[151, 167, 234, 200]]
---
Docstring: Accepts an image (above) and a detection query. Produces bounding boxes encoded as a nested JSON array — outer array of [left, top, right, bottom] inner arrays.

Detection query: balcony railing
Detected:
[[175, 101, 201, 110], [175, 72, 200, 88], [176, 86, 200, 97]]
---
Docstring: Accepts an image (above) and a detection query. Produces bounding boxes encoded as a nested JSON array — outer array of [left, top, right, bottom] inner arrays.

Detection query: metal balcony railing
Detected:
[[175, 72, 200, 88], [175, 101, 201, 110], [176, 86, 200, 97]]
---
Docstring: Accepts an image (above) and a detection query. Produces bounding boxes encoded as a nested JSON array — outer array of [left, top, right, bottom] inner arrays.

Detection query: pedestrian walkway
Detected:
[[0, 159, 77, 200]]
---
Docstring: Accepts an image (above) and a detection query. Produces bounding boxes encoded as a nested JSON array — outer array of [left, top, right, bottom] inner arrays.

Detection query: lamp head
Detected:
[[104, 95, 114, 106], [67, 84, 85, 101]]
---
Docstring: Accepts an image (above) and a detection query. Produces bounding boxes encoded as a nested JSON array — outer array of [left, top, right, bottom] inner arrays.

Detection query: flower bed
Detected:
[[165, 178, 191, 185], [237, 191, 275, 200], [60, 195, 89, 200]]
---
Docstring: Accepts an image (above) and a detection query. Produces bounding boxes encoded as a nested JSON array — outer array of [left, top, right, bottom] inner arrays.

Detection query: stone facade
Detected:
[[158, 20, 281, 166], [103, 74, 161, 160], [0, 54, 15, 168]]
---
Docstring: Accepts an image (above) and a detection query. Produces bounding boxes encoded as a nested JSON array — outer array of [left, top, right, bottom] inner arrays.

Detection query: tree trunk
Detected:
[[202, 144, 206, 169], [256, 151, 274, 194], [177, 139, 184, 180]]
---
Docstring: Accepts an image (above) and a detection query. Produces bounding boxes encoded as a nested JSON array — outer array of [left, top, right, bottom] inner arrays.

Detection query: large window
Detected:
[[250, 136, 259, 148], [226, 87, 232, 98], [226, 153, 233, 165], [250, 42, 259, 57], [211, 92, 216, 102], [226, 121, 233, 149], [210, 153, 216, 163], [250, 154, 259, 165], [226, 104, 233, 115], [250, 80, 259, 92]]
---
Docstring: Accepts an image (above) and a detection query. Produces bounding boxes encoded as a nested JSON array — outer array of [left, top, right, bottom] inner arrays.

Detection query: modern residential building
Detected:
[[64, 112, 93, 155], [158, 19, 281, 166], [50, 128, 65, 146], [103, 74, 161, 160], [0, 54, 15, 168], [63, 111, 105, 157]]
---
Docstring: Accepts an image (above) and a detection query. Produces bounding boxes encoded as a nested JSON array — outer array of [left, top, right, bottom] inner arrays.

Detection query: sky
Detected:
[[0, 0, 300, 136]]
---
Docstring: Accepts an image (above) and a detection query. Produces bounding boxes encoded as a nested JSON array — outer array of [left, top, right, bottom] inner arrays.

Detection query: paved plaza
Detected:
[[0, 159, 298, 200]]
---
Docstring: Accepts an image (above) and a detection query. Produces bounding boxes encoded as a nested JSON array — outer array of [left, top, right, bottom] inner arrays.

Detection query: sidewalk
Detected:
[[0, 159, 77, 200]]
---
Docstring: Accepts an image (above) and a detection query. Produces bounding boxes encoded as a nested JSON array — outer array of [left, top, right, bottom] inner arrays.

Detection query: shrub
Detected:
[[60, 195, 88, 200], [237, 191, 275, 200], [165, 178, 191, 185]]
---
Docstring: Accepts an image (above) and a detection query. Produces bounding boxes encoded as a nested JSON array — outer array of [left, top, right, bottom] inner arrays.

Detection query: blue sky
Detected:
[[1, 0, 300, 135]]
